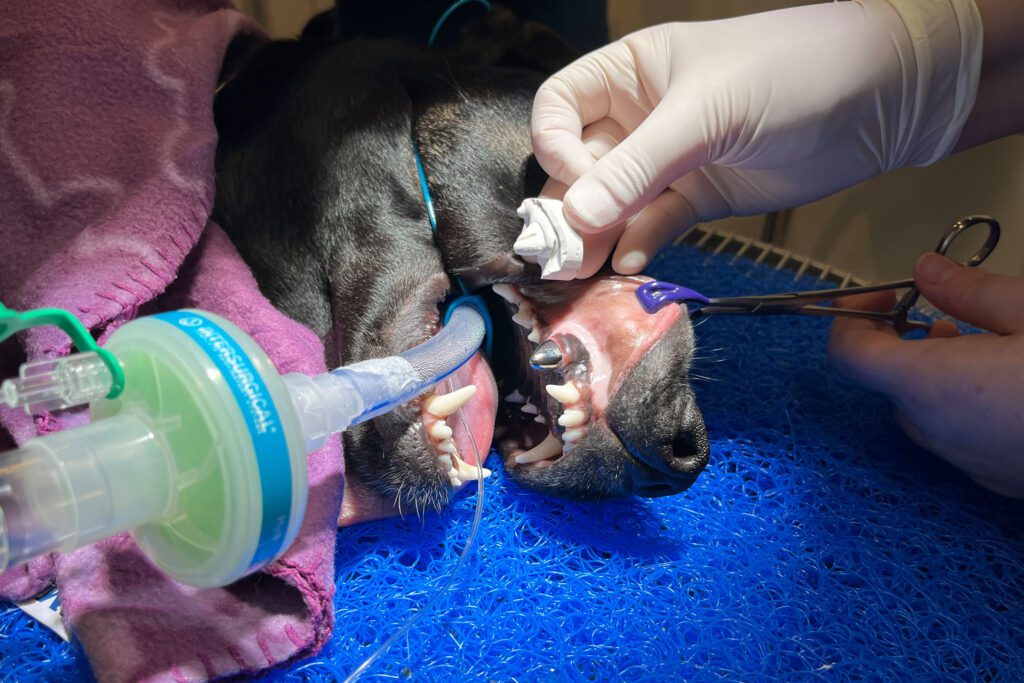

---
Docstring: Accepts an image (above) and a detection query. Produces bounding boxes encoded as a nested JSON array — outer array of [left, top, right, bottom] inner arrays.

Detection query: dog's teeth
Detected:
[[438, 454, 453, 470], [530, 340, 563, 369], [454, 457, 491, 481], [514, 432, 562, 464], [439, 440, 458, 454], [558, 409, 586, 427], [429, 422, 453, 440], [545, 381, 580, 404], [563, 443, 577, 454], [512, 311, 533, 329], [520, 401, 538, 415], [527, 329, 541, 344], [504, 389, 526, 404], [534, 414, 546, 424], [562, 427, 585, 443], [423, 385, 477, 417], [492, 283, 518, 303]]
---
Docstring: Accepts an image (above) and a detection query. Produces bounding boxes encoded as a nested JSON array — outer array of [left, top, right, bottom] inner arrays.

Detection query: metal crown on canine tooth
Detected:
[[514, 198, 584, 280]]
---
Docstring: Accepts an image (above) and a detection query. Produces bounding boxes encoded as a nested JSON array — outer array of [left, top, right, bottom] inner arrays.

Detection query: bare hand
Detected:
[[828, 253, 1024, 497]]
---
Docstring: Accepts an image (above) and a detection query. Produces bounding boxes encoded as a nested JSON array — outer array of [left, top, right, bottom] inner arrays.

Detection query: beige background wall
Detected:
[[240, 0, 1024, 279]]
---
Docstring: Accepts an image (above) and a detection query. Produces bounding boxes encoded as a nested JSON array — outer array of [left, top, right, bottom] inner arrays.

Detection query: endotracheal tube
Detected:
[[0, 302, 486, 588]]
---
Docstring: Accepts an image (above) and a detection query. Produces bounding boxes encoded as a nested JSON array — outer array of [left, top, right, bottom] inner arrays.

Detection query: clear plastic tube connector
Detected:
[[282, 305, 487, 452], [2, 352, 113, 415]]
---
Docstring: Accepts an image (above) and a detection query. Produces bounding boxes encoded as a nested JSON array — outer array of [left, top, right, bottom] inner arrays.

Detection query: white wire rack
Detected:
[[676, 225, 869, 288], [675, 225, 953, 322]]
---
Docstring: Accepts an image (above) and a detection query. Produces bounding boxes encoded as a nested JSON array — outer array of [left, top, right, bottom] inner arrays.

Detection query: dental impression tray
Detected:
[[514, 198, 584, 280]]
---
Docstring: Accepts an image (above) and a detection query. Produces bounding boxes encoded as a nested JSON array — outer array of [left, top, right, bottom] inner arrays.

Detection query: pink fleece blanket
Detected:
[[0, 2, 345, 680]]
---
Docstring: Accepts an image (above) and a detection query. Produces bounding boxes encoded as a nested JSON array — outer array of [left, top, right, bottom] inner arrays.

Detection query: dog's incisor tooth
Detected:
[[527, 329, 541, 344], [504, 389, 526, 404], [429, 422, 453, 440], [423, 385, 477, 417], [520, 401, 539, 415], [534, 414, 546, 424], [545, 381, 579, 404], [558, 409, 586, 427], [562, 427, 585, 443], [514, 432, 562, 464]]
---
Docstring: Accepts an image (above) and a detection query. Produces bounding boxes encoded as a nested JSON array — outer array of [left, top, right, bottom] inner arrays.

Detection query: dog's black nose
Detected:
[[632, 406, 710, 498]]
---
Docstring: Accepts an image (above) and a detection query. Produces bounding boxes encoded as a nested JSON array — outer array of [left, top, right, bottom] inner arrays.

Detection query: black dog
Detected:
[[213, 5, 709, 520]]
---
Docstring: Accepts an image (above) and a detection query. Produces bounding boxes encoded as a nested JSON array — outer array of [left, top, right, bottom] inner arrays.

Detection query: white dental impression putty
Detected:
[[514, 198, 584, 280]]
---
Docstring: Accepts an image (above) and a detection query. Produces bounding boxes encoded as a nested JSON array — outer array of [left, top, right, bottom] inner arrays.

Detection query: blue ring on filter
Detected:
[[153, 311, 292, 572]]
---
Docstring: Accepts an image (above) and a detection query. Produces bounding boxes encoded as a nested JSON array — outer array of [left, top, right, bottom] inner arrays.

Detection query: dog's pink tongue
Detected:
[[445, 350, 497, 467]]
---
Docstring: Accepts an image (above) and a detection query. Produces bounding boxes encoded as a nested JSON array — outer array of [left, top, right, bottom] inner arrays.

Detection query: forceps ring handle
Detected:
[[893, 215, 1001, 327]]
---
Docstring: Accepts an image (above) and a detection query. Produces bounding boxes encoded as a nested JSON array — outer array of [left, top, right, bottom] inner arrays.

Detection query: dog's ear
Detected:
[[455, 6, 579, 73], [216, 32, 266, 93], [314, 2, 578, 73], [328, 0, 485, 45], [300, 9, 336, 41]]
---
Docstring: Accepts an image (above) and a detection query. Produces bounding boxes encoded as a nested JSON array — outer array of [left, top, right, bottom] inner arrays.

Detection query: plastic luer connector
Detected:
[[1, 352, 113, 415]]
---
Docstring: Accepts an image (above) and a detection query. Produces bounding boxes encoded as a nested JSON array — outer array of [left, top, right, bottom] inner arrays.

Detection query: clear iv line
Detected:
[[343, 376, 487, 683]]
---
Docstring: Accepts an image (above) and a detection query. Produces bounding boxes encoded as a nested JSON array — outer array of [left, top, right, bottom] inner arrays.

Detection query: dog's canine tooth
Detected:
[[453, 456, 491, 482], [429, 422, 453, 440], [423, 385, 477, 417], [529, 340, 563, 369], [545, 381, 580, 404], [512, 311, 533, 329], [558, 409, 586, 427], [492, 283, 518, 303], [520, 401, 539, 415], [504, 389, 526, 404], [514, 432, 562, 464]]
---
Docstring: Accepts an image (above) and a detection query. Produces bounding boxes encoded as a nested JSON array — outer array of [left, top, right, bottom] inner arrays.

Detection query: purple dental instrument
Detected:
[[636, 216, 1000, 334]]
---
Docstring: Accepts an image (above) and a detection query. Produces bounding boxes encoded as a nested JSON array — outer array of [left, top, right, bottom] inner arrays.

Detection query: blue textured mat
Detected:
[[4, 242, 1024, 682]]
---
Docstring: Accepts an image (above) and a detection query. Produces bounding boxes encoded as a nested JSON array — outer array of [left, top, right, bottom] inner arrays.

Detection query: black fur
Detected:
[[213, 6, 709, 513]]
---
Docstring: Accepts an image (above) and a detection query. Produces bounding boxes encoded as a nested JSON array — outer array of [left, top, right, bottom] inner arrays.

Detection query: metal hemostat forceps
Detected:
[[634, 215, 1001, 334]]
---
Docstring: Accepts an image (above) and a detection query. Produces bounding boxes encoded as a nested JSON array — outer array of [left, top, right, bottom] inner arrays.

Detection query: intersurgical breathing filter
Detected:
[[0, 311, 309, 587], [0, 303, 486, 587]]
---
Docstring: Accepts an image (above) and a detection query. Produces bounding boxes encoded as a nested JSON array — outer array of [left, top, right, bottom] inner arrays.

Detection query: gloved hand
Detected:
[[531, 0, 983, 274], [829, 254, 1024, 498]]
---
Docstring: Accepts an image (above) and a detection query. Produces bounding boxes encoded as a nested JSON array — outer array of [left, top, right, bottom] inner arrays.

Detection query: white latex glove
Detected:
[[531, 0, 983, 274]]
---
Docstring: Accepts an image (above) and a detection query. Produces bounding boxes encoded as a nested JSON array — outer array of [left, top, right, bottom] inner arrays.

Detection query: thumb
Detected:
[[914, 253, 1024, 334], [562, 97, 706, 234]]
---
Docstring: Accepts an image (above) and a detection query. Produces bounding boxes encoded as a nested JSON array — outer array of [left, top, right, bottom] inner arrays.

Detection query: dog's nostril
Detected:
[[671, 429, 699, 457]]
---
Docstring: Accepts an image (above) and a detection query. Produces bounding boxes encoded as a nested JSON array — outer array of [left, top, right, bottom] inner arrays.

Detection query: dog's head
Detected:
[[213, 5, 708, 518]]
